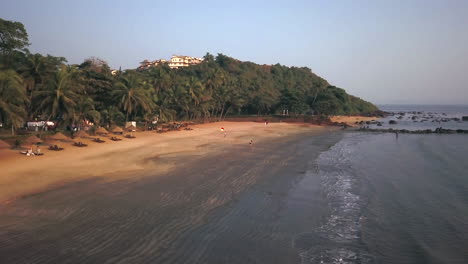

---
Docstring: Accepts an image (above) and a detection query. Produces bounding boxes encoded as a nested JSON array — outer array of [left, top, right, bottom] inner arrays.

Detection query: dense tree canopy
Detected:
[[0, 18, 29, 54], [0, 18, 378, 134]]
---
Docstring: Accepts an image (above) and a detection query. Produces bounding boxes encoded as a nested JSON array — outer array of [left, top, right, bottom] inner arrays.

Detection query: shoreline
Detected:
[[0, 121, 334, 203], [329, 115, 379, 127], [0, 121, 343, 263]]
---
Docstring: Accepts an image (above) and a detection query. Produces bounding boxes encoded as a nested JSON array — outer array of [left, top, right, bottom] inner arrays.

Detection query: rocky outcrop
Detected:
[[358, 127, 468, 134]]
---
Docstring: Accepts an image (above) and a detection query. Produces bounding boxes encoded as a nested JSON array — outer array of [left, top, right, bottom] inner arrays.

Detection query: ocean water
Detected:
[[368, 105, 468, 131], [294, 105, 468, 263]]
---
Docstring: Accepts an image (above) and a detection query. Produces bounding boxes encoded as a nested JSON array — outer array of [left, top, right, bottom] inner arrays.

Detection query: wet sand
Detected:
[[0, 122, 341, 263]]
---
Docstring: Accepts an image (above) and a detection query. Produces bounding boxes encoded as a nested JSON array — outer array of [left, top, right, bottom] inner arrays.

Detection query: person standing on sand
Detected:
[[220, 127, 226, 137]]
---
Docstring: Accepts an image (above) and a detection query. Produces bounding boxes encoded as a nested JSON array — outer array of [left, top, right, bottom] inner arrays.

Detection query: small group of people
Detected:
[[93, 137, 105, 143], [48, 144, 64, 151], [73, 141, 87, 147], [21, 145, 43, 156]]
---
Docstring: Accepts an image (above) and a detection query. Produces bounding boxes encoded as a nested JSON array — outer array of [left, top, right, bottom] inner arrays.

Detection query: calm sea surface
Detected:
[[295, 105, 468, 263]]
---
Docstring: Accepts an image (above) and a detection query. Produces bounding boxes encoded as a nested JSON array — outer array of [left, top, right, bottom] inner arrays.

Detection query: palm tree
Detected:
[[20, 53, 46, 98], [33, 65, 81, 125], [152, 91, 176, 122], [0, 70, 28, 134], [72, 96, 100, 129], [100, 106, 125, 128], [19, 53, 66, 116], [112, 74, 154, 121]]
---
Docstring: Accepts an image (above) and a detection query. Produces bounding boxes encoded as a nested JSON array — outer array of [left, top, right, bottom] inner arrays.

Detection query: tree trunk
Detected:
[[219, 103, 225, 122], [222, 106, 231, 121]]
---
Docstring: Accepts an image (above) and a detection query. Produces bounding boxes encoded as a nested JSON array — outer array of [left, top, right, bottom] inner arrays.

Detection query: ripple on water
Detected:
[[295, 135, 374, 264]]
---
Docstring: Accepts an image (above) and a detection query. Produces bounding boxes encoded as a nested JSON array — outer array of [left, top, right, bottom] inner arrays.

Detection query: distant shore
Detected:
[[0, 121, 336, 203]]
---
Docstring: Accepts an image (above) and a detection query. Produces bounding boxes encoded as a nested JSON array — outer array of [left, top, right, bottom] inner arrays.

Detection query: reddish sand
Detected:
[[0, 122, 330, 202]]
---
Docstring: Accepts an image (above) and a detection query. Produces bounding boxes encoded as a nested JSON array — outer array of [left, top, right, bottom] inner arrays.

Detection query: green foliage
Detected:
[[0, 18, 379, 131], [313, 86, 378, 115], [33, 65, 82, 124], [0, 70, 28, 133], [112, 72, 155, 121], [0, 18, 29, 54]]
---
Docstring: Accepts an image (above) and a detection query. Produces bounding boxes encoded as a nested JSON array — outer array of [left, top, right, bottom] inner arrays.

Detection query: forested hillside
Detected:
[[0, 18, 378, 133]]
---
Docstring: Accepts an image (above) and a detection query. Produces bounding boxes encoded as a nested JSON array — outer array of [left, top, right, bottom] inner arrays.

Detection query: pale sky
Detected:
[[2, 0, 467, 105]]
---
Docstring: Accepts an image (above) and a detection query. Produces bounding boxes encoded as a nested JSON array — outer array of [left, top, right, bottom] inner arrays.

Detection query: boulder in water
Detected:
[[389, 120, 397, 125]]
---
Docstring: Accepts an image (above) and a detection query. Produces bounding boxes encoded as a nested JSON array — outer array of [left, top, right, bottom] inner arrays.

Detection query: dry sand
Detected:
[[0, 122, 329, 203], [330, 115, 379, 127]]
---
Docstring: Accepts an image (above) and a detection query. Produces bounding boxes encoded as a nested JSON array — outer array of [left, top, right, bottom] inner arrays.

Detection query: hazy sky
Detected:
[[2, 0, 467, 104]]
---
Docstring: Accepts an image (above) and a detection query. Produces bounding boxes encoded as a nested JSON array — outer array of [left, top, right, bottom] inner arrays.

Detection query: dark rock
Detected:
[[389, 120, 397, 124], [462, 116, 468, 121]]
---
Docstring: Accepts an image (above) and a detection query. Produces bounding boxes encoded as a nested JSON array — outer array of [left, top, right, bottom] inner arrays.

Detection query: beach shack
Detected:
[[95, 127, 109, 136], [112, 126, 124, 135], [27, 121, 55, 131], [125, 121, 136, 129]]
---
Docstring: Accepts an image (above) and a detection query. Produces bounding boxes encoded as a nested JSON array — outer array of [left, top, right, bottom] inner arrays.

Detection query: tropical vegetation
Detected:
[[0, 18, 378, 134]]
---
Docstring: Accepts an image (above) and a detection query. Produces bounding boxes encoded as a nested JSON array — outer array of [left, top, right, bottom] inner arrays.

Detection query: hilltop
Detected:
[[0, 17, 378, 134]]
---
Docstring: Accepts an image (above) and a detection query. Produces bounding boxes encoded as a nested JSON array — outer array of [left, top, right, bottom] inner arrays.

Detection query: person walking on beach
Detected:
[[220, 127, 226, 137]]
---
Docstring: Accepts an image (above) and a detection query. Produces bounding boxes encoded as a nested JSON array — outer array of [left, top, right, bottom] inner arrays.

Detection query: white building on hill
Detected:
[[138, 55, 203, 70]]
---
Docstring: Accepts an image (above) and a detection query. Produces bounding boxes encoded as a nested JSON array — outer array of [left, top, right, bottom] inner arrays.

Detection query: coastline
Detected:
[[0, 121, 334, 203], [0, 121, 344, 263], [330, 115, 379, 126]]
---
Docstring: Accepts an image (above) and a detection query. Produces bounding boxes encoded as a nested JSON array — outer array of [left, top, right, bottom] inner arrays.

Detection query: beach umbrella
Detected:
[[0, 139, 10, 149], [75, 130, 89, 138], [112, 126, 124, 134], [48, 132, 70, 141], [96, 127, 109, 134], [23, 135, 43, 145]]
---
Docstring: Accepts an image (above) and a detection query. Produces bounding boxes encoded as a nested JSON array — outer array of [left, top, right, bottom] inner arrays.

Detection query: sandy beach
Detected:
[[0, 121, 344, 263], [0, 122, 331, 203]]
